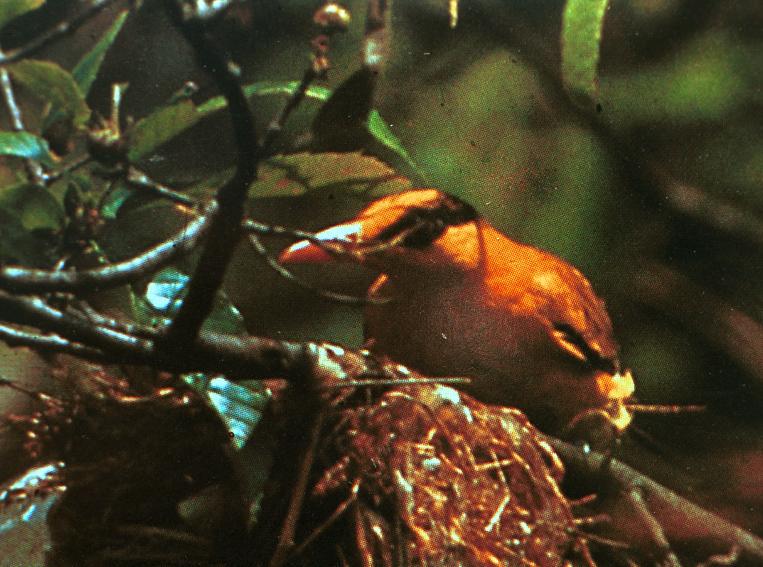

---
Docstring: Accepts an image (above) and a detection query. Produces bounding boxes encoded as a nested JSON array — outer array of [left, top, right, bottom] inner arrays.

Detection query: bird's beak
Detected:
[[278, 221, 364, 264]]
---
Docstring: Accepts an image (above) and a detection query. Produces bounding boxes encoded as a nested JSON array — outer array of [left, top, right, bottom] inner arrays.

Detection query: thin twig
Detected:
[[0, 46, 45, 184], [0, 322, 108, 361], [625, 487, 683, 567], [247, 233, 379, 306], [43, 154, 91, 185], [261, 65, 318, 153], [0, 0, 124, 66], [125, 166, 196, 206]]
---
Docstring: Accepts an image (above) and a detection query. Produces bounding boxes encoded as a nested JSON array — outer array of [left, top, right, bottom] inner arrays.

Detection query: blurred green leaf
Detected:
[[72, 10, 129, 95], [183, 374, 269, 451], [0, 131, 54, 165], [252, 151, 411, 198], [0, 183, 64, 231], [127, 100, 200, 162], [0, 0, 44, 30], [561, 0, 609, 108], [133, 267, 246, 335], [8, 60, 90, 128], [600, 33, 747, 126], [520, 126, 613, 272]]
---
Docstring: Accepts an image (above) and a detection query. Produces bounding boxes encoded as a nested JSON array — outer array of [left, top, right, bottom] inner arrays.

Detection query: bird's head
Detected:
[[279, 189, 485, 276]]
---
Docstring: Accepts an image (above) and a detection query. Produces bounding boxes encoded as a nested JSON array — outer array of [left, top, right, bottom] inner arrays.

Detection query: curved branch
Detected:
[[160, 0, 259, 345], [0, 201, 215, 294]]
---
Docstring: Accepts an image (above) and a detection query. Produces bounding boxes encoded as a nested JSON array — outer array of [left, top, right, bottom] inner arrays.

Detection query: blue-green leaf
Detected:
[[0, 0, 44, 31], [561, 0, 610, 108], [134, 267, 246, 335], [73, 10, 129, 95], [183, 374, 270, 451], [0, 131, 54, 165]]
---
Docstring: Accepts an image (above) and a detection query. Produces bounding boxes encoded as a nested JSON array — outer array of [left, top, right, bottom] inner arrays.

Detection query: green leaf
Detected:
[[0, 0, 44, 30], [8, 60, 90, 127], [0, 208, 52, 265], [201, 80, 414, 169], [196, 80, 332, 115], [368, 110, 415, 169], [0, 183, 64, 231], [72, 10, 129, 95], [183, 374, 270, 451], [0, 131, 54, 165], [99, 181, 135, 220], [252, 151, 412, 198], [134, 267, 246, 335], [561, 0, 609, 108], [127, 100, 200, 162]]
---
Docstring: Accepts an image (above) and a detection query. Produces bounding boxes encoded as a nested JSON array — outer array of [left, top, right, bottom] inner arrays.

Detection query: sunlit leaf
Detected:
[[72, 10, 129, 95], [134, 267, 246, 335], [8, 60, 90, 128], [127, 100, 200, 162], [0, 183, 64, 231], [0, 0, 44, 30], [252, 151, 411, 198], [183, 374, 270, 451], [0, 131, 54, 165], [561, 0, 609, 108]]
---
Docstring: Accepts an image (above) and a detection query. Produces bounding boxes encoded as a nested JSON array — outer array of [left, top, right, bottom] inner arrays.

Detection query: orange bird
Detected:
[[279, 189, 634, 435]]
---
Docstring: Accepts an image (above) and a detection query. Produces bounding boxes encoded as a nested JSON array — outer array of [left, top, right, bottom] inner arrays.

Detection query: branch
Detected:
[[0, 201, 215, 294], [546, 437, 763, 563], [161, 0, 258, 345], [0, 0, 124, 66]]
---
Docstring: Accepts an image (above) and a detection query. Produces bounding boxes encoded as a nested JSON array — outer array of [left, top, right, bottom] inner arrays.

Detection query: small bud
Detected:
[[314, 2, 351, 34]]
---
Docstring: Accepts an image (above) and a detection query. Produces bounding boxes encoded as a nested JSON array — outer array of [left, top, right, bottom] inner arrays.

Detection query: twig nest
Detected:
[[308, 383, 582, 565]]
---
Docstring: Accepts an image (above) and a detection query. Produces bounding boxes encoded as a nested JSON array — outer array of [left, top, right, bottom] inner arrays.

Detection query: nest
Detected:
[[300, 383, 584, 566]]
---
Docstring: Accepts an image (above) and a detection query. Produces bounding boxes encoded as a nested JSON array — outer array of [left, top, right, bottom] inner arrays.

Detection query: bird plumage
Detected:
[[279, 189, 634, 434]]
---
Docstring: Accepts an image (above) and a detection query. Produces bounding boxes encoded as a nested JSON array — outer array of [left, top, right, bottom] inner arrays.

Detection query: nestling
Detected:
[[279, 189, 635, 435]]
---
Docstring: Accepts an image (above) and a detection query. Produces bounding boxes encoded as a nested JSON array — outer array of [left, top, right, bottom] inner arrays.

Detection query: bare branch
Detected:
[[546, 437, 763, 563], [161, 0, 258, 345], [0, 201, 215, 294]]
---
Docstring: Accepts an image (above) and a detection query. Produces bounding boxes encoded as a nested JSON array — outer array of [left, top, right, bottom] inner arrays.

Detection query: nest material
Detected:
[[309, 384, 582, 566]]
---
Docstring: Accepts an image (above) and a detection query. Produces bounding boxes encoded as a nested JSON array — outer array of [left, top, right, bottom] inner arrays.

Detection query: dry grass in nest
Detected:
[[300, 384, 586, 566]]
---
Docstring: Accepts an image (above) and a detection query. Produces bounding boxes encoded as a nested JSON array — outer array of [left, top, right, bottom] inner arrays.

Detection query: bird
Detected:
[[278, 189, 634, 436]]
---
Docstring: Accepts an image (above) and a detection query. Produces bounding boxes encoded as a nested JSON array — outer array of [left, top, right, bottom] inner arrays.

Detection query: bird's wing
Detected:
[[542, 262, 620, 372], [492, 256, 620, 373]]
